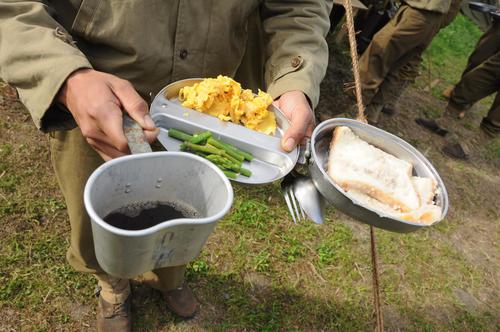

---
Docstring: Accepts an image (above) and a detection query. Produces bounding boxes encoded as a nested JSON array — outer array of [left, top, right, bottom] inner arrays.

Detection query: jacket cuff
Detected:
[[265, 55, 321, 110], [18, 57, 92, 132], [267, 73, 317, 109]]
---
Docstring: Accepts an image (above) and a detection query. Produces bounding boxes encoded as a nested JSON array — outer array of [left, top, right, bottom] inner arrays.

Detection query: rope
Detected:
[[342, 1, 383, 330], [342, 0, 366, 123], [370, 226, 384, 331]]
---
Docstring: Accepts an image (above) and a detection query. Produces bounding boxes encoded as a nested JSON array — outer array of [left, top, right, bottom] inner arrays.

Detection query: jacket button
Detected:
[[179, 49, 188, 59], [291, 57, 301, 68]]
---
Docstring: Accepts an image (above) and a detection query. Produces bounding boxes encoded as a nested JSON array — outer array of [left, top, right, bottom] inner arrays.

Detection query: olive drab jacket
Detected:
[[0, 0, 332, 132], [404, 0, 453, 14]]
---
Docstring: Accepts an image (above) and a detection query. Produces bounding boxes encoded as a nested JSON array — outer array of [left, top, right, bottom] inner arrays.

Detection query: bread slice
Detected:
[[411, 176, 437, 206], [327, 126, 420, 212], [347, 189, 441, 224]]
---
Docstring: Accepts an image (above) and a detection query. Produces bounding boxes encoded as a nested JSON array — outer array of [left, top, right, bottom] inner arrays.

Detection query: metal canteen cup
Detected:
[[84, 118, 233, 278]]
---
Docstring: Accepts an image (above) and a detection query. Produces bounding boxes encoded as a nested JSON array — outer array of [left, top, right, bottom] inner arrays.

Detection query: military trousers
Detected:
[[461, 21, 500, 76], [450, 50, 500, 135], [49, 127, 186, 293], [449, 22, 500, 135], [359, 4, 443, 107], [364, 0, 463, 110]]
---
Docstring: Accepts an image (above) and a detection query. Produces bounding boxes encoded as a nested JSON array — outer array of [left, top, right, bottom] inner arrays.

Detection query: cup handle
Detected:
[[123, 115, 153, 154]]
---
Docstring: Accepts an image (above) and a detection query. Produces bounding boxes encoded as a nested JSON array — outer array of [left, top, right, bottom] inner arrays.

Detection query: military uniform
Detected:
[[449, 19, 500, 136], [0, 0, 332, 317], [416, 16, 499, 160], [358, 0, 456, 123]]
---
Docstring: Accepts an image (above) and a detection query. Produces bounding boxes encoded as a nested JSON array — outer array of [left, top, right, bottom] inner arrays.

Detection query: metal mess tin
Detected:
[[150, 78, 299, 184], [308, 118, 449, 233]]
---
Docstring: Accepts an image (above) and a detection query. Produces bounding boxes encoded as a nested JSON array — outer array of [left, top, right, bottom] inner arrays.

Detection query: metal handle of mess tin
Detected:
[[123, 115, 153, 154], [297, 138, 312, 165]]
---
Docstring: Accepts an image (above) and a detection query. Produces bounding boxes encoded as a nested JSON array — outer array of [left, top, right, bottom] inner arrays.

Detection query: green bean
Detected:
[[182, 142, 223, 155], [189, 131, 212, 144], [207, 138, 245, 162], [168, 128, 193, 141], [239, 167, 252, 177]]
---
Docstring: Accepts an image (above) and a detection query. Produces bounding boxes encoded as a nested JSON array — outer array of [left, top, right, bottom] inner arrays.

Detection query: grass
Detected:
[[484, 138, 500, 161], [1, 14, 499, 331]]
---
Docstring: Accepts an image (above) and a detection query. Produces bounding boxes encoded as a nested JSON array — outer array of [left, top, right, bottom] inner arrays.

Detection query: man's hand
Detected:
[[57, 68, 158, 160], [274, 90, 314, 152]]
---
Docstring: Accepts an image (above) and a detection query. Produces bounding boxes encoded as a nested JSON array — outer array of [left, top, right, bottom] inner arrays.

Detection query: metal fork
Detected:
[[280, 171, 305, 223]]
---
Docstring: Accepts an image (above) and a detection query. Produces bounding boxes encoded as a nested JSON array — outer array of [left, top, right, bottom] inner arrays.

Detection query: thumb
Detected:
[[281, 113, 310, 152], [110, 78, 156, 130]]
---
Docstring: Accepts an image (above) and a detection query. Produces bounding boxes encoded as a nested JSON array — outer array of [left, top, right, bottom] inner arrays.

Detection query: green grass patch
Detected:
[[484, 138, 500, 160]]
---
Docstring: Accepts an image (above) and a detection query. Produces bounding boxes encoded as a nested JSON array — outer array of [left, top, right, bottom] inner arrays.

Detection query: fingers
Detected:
[[89, 100, 130, 153], [282, 107, 312, 151], [109, 78, 156, 131], [143, 128, 160, 144], [86, 137, 128, 161], [277, 91, 314, 152]]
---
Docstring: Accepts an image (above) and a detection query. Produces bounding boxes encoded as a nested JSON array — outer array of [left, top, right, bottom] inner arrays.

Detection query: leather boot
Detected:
[[162, 282, 198, 318], [97, 294, 132, 332], [442, 142, 468, 160], [415, 118, 449, 136]]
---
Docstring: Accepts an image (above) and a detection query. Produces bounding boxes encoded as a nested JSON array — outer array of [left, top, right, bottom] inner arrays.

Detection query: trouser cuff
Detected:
[[134, 265, 186, 292], [95, 274, 131, 305]]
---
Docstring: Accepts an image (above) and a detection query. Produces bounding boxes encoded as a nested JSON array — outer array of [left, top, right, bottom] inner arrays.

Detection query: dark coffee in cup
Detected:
[[104, 201, 199, 230]]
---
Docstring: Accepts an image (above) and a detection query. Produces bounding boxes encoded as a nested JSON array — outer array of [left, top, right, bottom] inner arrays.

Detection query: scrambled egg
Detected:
[[178, 75, 277, 135]]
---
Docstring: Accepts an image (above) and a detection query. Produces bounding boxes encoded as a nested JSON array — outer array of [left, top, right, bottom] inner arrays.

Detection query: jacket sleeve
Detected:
[[261, 0, 333, 109], [0, 1, 92, 132]]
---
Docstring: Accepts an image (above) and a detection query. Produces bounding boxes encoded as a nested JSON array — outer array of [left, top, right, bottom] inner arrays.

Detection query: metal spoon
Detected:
[[293, 175, 325, 224]]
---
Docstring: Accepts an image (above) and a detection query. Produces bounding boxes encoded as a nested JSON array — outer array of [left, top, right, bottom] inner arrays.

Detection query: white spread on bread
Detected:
[[327, 126, 441, 224]]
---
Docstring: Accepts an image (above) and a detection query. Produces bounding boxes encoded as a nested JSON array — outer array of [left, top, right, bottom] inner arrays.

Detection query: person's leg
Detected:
[[373, 0, 461, 112], [49, 127, 131, 330], [139, 266, 186, 291], [481, 91, 500, 137], [49, 127, 105, 274], [95, 273, 132, 332], [138, 266, 198, 318], [371, 52, 421, 116], [443, 21, 500, 100], [462, 21, 500, 75], [450, 51, 500, 111], [360, 5, 441, 113]]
